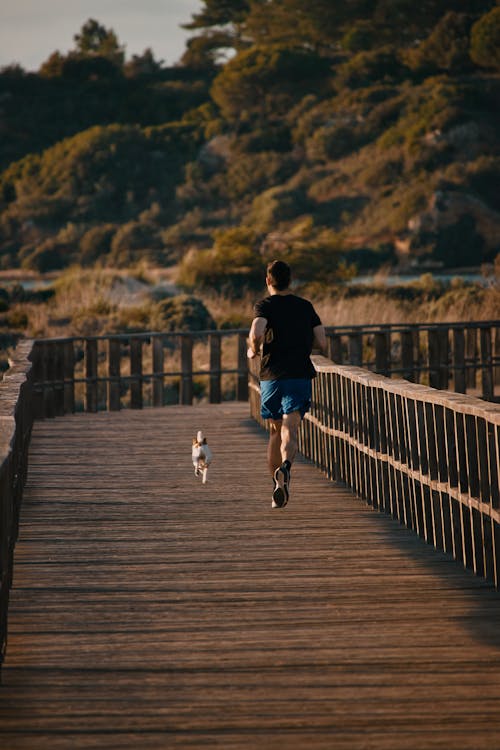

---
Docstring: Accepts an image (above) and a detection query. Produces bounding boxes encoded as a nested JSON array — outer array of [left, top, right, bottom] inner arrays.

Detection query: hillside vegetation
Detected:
[[0, 2, 499, 294]]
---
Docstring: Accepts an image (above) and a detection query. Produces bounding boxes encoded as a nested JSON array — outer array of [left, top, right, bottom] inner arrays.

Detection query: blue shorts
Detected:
[[260, 378, 312, 421]]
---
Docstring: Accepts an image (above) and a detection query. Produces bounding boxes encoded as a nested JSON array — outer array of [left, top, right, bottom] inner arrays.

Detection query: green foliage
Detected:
[[1, 4, 499, 288], [336, 47, 409, 89], [74, 19, 125, 65], [21, 238, 72, 272], [433, 214, 485, 266], [210, 45, 331, 123], [470, 7, 500, 70], [405, 12, 474, 73], [80, 224, 116, 266], [154, 295, 216, 332], [341, 21, 377, 53], [178, 226, 263, 292], [249, 187, 309, 231], [261, 217, 353, 283], [225, 152, 296, 200], [0, 123, 198, 264], [108, 221, 161, 267]]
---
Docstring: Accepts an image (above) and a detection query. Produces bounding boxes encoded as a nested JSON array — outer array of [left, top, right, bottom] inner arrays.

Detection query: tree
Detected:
[[183, 0, 250, 30], [124, 48, 164, 78], [470, 7, 500, 70], [180, 0, 250, 66], [406, 12, 474, 73], [210, 45, 331, 124], [74, 19, 125, 65], [179, 31, 232, 70]]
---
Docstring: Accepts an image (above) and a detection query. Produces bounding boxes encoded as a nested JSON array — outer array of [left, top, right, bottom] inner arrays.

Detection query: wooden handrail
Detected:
[[29, 319, 500, 417], [0, 340, 34, 673], [30, 330, 249, 417], [249, 354, 500, 586], [325, 320, 500, 401]]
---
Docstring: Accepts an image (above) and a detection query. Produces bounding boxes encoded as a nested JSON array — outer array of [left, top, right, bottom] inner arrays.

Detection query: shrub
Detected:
[[177, 227, 263, 293], [433, 214, 485, 266], [108, 221, 161, 267], [211, 45, 331, 123], [336, 47, 408, 89], [406, 13, 474, 74], [21, 239, 71, 272], [470, 7, 500, 70], [250, 187, 309, 231], [154, 295, 216, 332], [225, 151, 296, 200], [79, 224, 116, 266]]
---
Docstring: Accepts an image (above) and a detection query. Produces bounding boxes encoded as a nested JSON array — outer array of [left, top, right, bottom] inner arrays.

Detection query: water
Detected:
[[348, 272, 487, 287]]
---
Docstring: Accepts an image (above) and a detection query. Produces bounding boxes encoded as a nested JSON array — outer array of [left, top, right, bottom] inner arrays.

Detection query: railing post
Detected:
[[30, 341, 44, 419], [237, 332, 248, 401], [453, 327, 466, 394], [480, 327, 493, 401], [495, 326, 500, 387], [348, 332, 362, 367], [327, 333, 342, 364], [428, 329, 440, 389], [43, 342, 56, 418], [54, 342, 65, 416], [439, 328, 449, 389], [375, 330, 390, 376], [63, 340, 75, 414], [152, 336, 164, 408], [130, 338, 143, 409], [108, 338, 121, 412], [85, 339, 98, 413], [180, 335, 193, 405], [209, 333, 221, 404], [465, 327, 477, 389], [401, 329, 415, 382]]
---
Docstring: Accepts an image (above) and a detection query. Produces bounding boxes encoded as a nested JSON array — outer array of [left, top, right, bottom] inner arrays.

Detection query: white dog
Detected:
[[192, 430, 212, 484]]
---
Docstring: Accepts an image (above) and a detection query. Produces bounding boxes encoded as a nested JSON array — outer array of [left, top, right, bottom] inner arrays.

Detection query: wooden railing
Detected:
[[325, 320, 500, 402], [27, 320, 500, 418], [30, 330, 249, 418], [249, 356, 500, 586], [0, 340, 34, 672]]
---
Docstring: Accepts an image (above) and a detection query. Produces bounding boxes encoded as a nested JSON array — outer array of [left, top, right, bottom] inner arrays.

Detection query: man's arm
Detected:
[[312, 324, 327, 355], [248, 316, 267, 358]]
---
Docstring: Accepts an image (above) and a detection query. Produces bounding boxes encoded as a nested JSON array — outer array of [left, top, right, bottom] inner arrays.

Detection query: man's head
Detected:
[[266, 260, 291, 291]]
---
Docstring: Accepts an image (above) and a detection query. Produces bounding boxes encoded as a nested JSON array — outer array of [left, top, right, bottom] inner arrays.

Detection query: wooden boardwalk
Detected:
[[2, 403, 500, 749]]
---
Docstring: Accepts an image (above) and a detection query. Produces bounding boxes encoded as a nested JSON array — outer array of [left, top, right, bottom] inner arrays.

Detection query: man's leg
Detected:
[[281, 410, 301, 465], [270, 411, 301, 509], [267, 419, 282, 476]]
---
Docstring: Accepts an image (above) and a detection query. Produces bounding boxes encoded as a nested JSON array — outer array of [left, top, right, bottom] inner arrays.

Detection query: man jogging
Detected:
[[248, 260, 327, 508]]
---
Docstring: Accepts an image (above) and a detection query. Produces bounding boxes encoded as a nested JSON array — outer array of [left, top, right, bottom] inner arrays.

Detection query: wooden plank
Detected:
[[2, 404, 500, 749]]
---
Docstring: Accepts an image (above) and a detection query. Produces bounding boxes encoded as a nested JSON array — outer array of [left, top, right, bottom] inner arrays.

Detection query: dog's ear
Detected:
[[203, 437, 207, 444], [192, 437, 197, 445]]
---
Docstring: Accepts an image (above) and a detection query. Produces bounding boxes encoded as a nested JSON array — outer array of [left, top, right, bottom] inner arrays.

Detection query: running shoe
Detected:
[[272, 462, 290, 508]]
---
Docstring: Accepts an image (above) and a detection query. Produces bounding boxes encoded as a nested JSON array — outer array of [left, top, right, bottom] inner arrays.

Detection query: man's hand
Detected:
[[248, 317, 267, 360]]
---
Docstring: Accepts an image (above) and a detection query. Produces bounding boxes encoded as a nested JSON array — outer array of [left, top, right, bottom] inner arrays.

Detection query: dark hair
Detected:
[[267, 260, 291, 291]]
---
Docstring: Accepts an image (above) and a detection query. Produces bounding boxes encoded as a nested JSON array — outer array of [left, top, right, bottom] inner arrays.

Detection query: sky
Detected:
[[0, 0, 204, 71]]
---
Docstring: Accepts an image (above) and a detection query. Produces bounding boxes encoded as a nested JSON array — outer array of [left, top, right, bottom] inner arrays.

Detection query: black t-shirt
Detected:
[[254, 294, 322, 381]]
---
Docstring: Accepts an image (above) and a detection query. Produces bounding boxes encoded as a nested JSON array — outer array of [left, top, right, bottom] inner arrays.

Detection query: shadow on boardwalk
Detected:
[[1, 402, 500, 749]]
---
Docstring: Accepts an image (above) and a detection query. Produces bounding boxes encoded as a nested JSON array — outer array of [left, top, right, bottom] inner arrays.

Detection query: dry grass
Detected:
[[6, 267, 500, 345]]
